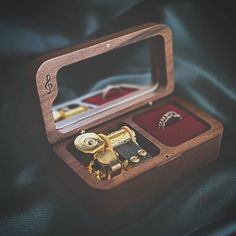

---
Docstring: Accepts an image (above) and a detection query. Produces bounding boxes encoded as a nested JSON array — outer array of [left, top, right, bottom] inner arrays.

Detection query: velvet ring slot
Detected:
[[133, 102, 210, 147]]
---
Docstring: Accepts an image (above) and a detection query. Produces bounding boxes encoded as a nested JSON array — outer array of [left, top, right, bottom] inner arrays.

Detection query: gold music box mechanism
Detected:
[[74, 126, 152, 180]]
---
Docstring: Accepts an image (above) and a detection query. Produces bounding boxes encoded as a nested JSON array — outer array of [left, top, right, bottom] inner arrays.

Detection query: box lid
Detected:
[[35, 23, 174, 144]]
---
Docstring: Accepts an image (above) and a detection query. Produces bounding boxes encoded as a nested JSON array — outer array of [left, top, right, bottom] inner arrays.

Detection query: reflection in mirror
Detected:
[[53, 38, 154, 128]]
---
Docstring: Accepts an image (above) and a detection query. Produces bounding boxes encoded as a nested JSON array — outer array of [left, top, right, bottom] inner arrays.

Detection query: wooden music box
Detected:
[[35, 23, 223, 215]]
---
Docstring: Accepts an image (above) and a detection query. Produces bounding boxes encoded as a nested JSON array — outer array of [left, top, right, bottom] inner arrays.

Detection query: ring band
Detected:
[[102, 85, 122, 100], [158, 111, 182, 129]]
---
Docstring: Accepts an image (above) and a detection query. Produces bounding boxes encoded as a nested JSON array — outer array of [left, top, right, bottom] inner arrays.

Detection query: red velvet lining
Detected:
[[133, 103, 209, 146], [82, 87, 137, 105]]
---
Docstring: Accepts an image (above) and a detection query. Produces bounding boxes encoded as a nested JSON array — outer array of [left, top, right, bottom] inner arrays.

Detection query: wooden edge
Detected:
[[34, 23, 174, 144]]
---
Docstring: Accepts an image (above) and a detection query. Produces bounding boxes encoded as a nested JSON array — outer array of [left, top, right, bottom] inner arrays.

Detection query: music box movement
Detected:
[[74, 126, 151, 180]]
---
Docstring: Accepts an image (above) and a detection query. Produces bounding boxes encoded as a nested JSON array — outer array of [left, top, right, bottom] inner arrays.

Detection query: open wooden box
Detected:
[[35, 23, 223, 215]]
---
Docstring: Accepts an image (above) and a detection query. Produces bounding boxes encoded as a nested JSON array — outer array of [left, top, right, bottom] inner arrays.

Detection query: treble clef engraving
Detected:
[[45, 74, 53, 94]]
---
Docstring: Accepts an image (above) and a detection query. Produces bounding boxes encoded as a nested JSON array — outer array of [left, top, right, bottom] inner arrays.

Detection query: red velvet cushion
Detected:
[[133, 102, 209, 146], [83, 87, 137, 105]]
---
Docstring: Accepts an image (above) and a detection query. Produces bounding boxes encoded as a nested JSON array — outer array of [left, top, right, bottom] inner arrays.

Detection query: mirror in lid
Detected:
[[52, 38, 156, 129]]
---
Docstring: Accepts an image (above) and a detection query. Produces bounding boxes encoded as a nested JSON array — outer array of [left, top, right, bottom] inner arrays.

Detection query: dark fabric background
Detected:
[[0, 0, 236, 235]]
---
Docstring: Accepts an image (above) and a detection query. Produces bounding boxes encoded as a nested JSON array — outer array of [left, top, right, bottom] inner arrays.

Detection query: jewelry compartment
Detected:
[[133, 101, 210, 146]]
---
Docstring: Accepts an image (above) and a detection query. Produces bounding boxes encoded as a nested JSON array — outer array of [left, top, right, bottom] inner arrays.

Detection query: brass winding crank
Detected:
[[74, 126, 151, 180]]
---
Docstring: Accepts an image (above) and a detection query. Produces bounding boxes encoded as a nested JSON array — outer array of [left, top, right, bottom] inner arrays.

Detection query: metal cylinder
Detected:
[[107, 126, 136, 147]]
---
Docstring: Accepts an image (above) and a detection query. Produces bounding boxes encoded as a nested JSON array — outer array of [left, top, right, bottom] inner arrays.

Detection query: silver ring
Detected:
[[158, 111, 182, 129], [102, 85, 122, 100]]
